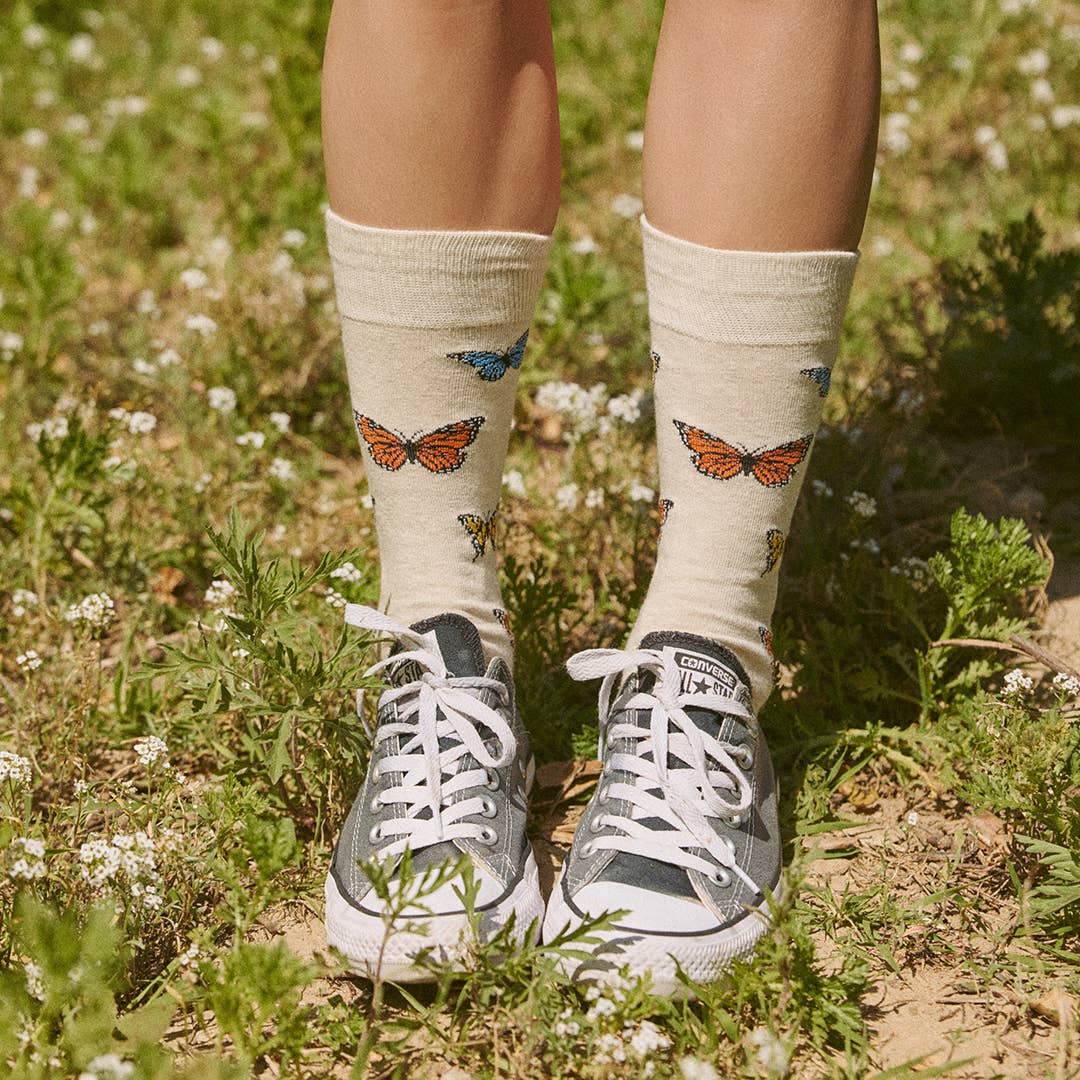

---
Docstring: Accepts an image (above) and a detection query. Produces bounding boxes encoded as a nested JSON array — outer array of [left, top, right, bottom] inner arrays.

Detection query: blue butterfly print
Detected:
[[800, 367, 832, 396], [447, 329, 529, 382]]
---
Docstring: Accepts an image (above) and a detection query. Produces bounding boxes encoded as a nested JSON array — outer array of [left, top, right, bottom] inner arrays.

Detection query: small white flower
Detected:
[[974, 124, 998, 147], [906, 810, 920, 826], [330, 562, 364, 584], [268, 411, 291, 433], [1030, 77, 1055, 104], [7, 837, 47, 880], [611, 193, 643, 219], [281, 229, 306, 249], [882, 112, 912, 154], [22, 128, 48, 149], [0, 751, 33, 785], [1050, 104, 1080, 128], [132, 357, 155, 375], [1017, 47, 1050, 76], [624, 129, 644, 151], [175, 64, 201, 86], [63, 592, 116, 630], [749, 1026, 790, 1076], [11, 588, 40, 617], [81, 213, 98, 235], [204, 579, 237, 611], [627, 479, 655, 503], [74, 779, 89, 796], [896, 68, 920, 91], [193, 471, 212, 494], [23, 24, 47, 47], [68, 33, 96, 62], [126, 410, 157, 435], [25, 961, 45, 1001], [268, 456, 294, 481], [502, 469, 526, 497], [359, 493, 374, 510], [16, 651, 43, 673], [325, 588, 347, 610], [185, 313, 217, 337], [133, 736, 169, 769], [608, 388, 644, 424], [983, 139, 1009, 172], [199, 37, 225, 62], [262, 55, 280, 75], [1051, 672, 1080, 697], [555, 483, 580, 512], [136, 289, 159, 315], [570, 234, 600, 255], [629, 1020, 671, 1057], [179, 267, 209, 290], [64, 113, 91, 135], [679, 1059, 719, 1080], [178, 942, 201, 968], [846, 491, 877, 518], [207, 386, 237, 414], [1, 332, 24, 361], [870, 236, 895, 257], [1002, 669, 1034, 698], [236, 430, 266, 449], [79, 1052, 134, 1080], [18, 166, 40, 199], [899, 41, 924, 64], [585, 487, 604, 510]]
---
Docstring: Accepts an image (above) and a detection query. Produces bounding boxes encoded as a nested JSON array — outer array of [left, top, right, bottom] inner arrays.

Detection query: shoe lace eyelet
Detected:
[[589, 814, 605, 833], [709, 868, 732, 888], [729, 812, 744, 828], [478, 825, 498, 846], [369, 793, 382, 812], [734, 746, 755, 770], [480, 797, 497, 818], [368, 824, 382, 843], [485, 768, 500, 791], [582, 841, 597, 857]]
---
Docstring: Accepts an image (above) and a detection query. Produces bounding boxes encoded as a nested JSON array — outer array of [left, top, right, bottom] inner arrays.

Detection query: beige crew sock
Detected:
[[628, 214, 859, 709], [325, 208, 553, 665]]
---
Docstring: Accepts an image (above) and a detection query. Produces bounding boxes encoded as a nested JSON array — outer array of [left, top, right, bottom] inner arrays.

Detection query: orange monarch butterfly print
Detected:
[[759, 625, 780, 684], [762, 528, 786, 576], [493, 607, 514, 645], [458, 510, 497, 561], [673, 420, 813, 488], [658, 497, 673, 532], [354, 412, 484, 474]]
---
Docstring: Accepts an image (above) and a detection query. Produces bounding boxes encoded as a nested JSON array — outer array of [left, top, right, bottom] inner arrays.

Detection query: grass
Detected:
[[2, 0, 1080, 1076]]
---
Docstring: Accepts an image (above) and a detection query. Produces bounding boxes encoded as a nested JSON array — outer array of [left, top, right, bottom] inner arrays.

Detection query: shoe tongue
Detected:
[[597, 631, 751, 900], [638, 631, 750, 705], [386, 613, 487, 685]]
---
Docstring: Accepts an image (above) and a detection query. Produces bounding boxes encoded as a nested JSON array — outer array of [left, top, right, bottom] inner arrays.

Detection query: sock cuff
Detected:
[[640, 214, 859, 346], [325, 208, 553, 329]]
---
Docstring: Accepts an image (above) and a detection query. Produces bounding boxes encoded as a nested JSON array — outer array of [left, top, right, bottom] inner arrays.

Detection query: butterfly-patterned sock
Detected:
[[325, 208, 553, 666], [627, 214, 860, 709]]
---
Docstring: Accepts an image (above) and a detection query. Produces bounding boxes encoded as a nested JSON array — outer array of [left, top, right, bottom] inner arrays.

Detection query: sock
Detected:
[[325, 209, 553, 666], [628, 214, 859, 709]]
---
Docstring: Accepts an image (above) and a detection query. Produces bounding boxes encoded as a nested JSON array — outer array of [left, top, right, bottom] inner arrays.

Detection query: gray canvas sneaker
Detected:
[[541, 631, 781, 996], [325, 604, 542, 982]]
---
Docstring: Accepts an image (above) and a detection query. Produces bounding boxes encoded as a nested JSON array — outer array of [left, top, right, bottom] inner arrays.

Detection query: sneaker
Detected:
[[541, 631, 781, 996], [325, 605, 543, 982]]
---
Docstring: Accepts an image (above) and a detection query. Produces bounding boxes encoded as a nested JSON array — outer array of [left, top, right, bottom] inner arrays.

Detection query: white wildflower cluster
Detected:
[[749, 1027, 790, 1076], [7, 837, 47, 881], [133, 736, 169, 769], [178, 267, 209, 290], [78, 1052, 135, 1080], [502, 469, 527, 498], [325, 588, 347, 610], [890, 555, 931, 591], [882, 111, 913, 154], [535, 380, 608, 440], [330, 562, 364, 584], [849, 537, 882, 555], [207, 386, 237, 414], [25, 960, 45, 1001], [607, 387, 645, 425], [203, 579, 237, 630], [570, 234, 600, 256], [186, 314, 218, 337], [627, 479, 655, 503], [16, 650, 43, 673], [63, 593, 116, 631], [584, 488, 604, 510], [1051, 672, 1080, 698], [625, 129, 644, 151], [973, 124, 1008, 172], [846, 491, 878, 519], [26, 416, 70, 442], [281, 229, 306, 249], [268, 456, 295, 482], [107, 406, 157, 435], [1, 331, 24, 361], [0, 751, 33, 786], [174, 64, 201, 87], [178, 941, 201, 968], [680, 1057, 720, 1080], [269, 411, 291, 433], [78, 829, 179, 909], [236, 430, 266, 449], [1002, 669, 1034, 698], [811, 479, 834, 498], [611, 193, 644, 219], [555, 483, 580, 512]]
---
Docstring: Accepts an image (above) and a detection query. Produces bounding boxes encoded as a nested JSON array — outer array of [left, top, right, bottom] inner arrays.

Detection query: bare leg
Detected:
[[643, 0, 880, 251], [321, 0, 561, 233]]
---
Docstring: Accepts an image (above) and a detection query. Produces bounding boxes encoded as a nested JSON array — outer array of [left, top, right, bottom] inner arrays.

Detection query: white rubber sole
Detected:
[[325, 852, 544, 983], [541, 873, 783, 998]]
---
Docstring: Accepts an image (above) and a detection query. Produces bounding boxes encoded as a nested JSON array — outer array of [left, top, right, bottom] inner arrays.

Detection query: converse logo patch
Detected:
[[664, 646, 740, 699]]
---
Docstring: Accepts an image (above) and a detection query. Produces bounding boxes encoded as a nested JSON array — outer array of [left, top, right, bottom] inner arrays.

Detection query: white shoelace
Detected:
[[346, 604, 517, 860], [567, 647, 760, 893]]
